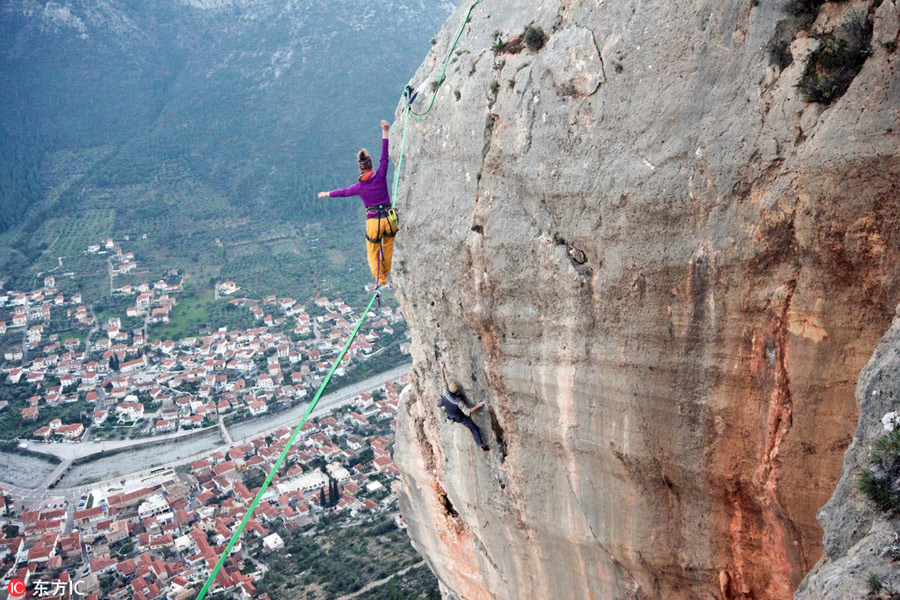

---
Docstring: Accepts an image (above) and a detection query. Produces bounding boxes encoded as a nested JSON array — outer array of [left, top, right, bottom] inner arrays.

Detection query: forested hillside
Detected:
[[0, 0, 451, 298]]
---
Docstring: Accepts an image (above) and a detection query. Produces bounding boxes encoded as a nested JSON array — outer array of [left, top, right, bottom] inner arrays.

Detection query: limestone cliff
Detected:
[[390, 0, 900, 598], [795, 306, 900, 599]]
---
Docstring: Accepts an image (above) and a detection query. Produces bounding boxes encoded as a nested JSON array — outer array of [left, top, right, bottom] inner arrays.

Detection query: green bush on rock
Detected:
[[859, 429, 900, 513]]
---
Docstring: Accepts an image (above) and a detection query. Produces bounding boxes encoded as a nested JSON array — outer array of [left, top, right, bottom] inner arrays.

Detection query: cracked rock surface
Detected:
[[390, 0, 900, 598]]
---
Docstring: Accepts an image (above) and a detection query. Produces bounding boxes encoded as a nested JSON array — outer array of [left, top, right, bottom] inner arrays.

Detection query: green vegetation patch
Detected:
[[257, 516, 432, 599], [859, 428, 900, 513], [354, 564, 441, 600], [45, 209, 117, 258], [0, 378, 90, 442], [798, 16, 872, 104], [524, 25, 547, 51], [149, 285, 215, 341], [785, 0, 827, 18]]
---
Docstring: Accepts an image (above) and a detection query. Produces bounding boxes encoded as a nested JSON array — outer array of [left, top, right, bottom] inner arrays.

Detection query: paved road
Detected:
[[106, 257, 113, 295], [228, 362, 411, 443], [26, 361, 411, 462], [1, 479, 89, 520], [39, 459, 73, 489], [218, 414, 233, 445], [22, 424, 222, 460], [3, 363, 411, 498]]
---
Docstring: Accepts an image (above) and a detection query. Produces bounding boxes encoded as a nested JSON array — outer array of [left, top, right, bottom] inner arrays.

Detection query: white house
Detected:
[[248, 400, 268, 416], [275, 470, 328, 494], [138, 495, 169, 520], [120, 356, 146, 373], [262, 532, 285, 553], [116, 401, 144, 421], [218, 281, 240, 295]]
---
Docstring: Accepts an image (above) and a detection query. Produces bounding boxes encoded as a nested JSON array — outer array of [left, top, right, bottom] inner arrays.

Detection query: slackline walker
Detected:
[[196, 2, 484, 597]]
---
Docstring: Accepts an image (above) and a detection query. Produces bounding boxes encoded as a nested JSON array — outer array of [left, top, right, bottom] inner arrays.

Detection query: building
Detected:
[[275, 470, 328, 495], [120, 357, 146, 374], [115, 401, 144, 422], [248, 400, 268, 416], [55, 423, 84, 440], [325, 463, 352, 483], [262, 533, 285, 553], [138, 495, 170, 520], [155, 419, 176, 433], [218, 281, 240, 295]]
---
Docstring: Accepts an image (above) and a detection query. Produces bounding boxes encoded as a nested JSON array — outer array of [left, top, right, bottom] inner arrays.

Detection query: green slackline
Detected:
[[390, 104, 411, 207], [392, 0, 482, 201], [390, 0, 482, 203], [411, 0, 485, 121], [197, 2, 485, 596], [195, 291, 380, 600]]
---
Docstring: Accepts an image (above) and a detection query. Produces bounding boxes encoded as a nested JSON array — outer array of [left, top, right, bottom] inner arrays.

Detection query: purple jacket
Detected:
[[328, 138, 391, 208]]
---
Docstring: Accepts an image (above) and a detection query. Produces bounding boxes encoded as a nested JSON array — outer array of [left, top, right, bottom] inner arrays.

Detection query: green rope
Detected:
[[390, 104, 411, 208], [411, 0, 484, 121], [197, 4, 486, 596], [196, 291, 381, 600], [392, 0, 483, 205]]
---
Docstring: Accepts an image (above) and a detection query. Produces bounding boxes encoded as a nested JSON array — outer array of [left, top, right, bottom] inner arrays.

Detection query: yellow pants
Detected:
[[365, 215, 397, 286]]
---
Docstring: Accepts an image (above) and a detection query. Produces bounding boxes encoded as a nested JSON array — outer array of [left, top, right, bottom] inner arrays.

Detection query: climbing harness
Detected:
[[366, 202, 399, 307], [196, 3, 485, 597], [364, 203, 399, 244]]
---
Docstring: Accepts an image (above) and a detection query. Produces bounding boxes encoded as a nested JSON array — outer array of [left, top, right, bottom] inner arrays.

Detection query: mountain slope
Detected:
[[0, 0, 452, 296]]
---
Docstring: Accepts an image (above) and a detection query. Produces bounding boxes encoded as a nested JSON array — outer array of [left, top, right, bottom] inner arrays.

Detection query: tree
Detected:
[[109, 354, 120, 371], [319, 487, 326, 507], [328, 477, 338, 508]]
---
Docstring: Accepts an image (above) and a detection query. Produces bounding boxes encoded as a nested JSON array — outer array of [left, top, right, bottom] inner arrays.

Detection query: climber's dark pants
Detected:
[[451, 414, 484, 447]]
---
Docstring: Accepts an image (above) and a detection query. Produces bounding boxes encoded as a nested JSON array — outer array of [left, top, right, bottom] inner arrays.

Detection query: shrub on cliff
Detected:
[[786, 0, 826, 18], [859, 429, 900, 513], [524, 25, 546, 51], [798, 15, 872, 104]]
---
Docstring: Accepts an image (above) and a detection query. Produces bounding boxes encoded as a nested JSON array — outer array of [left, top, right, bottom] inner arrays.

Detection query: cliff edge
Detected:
[[391, 0, 900, 598], [795, 306, 900, 599]]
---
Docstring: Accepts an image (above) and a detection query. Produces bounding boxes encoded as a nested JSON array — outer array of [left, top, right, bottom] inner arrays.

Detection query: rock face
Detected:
[[390, 1, 900, 599], [795, 307, 900, 600]]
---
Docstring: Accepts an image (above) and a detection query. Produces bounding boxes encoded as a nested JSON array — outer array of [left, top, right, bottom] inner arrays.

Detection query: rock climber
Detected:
[[318, 119, 398, 288], [439, 362, 490, 452]]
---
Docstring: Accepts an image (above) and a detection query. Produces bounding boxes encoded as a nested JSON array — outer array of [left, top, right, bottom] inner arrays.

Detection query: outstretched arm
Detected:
[[375, 120, 390, 179], [440, 362, 447, 387], [319, 183, 361, 199]]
